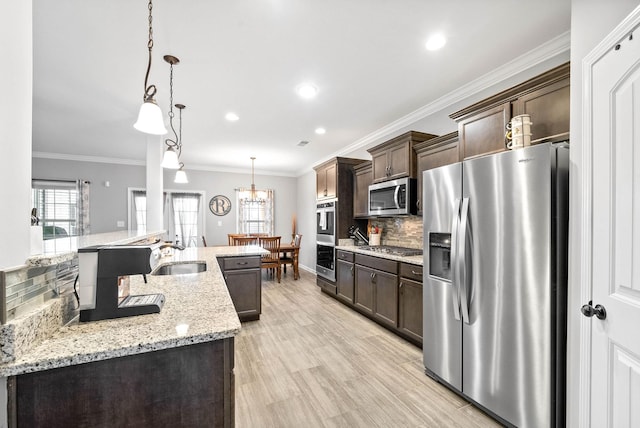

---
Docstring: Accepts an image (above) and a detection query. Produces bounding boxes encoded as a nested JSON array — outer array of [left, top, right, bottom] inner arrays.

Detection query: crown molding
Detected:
[[32, 151, 146, 166], [32, 152, 295, 177], [295, 30, 571, 176]]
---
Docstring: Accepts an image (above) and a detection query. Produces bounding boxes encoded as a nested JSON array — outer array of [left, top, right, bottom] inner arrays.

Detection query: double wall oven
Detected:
[[316, 200, 336, 281]]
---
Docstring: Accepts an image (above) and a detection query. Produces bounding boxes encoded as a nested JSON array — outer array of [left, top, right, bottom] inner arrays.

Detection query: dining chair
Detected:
[[281, 234, 302, 280], [232, 236, 258, 246], [228, 233, 246, 245], [258, 236, 281, 283]]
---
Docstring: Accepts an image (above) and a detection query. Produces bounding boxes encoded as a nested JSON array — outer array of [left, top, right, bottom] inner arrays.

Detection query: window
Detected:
[[128, 189, 205, 247], [236, 188, 274, 235], [32, 179, 90, 239]]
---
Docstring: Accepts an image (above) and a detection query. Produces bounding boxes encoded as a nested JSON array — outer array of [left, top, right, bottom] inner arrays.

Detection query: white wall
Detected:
[[566, 1, 639, 426], [0, 1, 32, 269], [296, 170, 318, 272]]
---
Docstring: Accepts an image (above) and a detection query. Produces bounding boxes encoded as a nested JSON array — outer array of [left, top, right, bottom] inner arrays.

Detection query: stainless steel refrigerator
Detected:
[[422, 142, 569, 428]]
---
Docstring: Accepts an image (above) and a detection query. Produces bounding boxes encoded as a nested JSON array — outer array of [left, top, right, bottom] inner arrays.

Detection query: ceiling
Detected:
[[31, 0, 571, 177]]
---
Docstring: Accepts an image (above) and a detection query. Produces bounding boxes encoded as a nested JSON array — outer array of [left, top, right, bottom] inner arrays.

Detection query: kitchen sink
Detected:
[[152, 262, 207, 275]]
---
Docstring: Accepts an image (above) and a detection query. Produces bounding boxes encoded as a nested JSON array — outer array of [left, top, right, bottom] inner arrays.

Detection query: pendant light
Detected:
[[161, 55, 182, 169], [133, 0, 167, 135], [173, 104, 189, 183]]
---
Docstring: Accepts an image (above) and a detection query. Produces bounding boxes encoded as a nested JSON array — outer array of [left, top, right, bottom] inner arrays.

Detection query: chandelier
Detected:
[[240, 157, 266, 205]]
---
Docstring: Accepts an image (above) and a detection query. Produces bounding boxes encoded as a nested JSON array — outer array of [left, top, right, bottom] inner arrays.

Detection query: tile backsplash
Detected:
[[0, 258, 79, 362], [369, 216, 423, 248]]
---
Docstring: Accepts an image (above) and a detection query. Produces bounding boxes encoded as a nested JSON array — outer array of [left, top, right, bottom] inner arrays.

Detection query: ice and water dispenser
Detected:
[[429, 233, 451, 281]]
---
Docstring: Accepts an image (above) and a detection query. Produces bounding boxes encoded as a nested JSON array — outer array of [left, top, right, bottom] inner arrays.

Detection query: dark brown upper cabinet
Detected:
[[367, 131, 437, 183], [352, 161, 372, 219], [450, 62, 570, 160], [414, 132, 459, 215]]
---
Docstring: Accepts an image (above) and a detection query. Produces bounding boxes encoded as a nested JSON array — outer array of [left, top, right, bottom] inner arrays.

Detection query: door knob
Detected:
[[581, 302, 607, 320]]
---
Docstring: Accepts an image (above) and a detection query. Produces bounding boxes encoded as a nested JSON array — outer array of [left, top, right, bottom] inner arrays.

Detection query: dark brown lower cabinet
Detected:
[[336, 259, 355, 303], [354, 265, 375, 315], [9, 339, 235, 428], [324, 253, 423, 347], [218, 256, 261, 321], [398, 263, 423, 345], [372, 269, 398, 328], [398, 277, 423, 344], [354, 254, 399, 328]]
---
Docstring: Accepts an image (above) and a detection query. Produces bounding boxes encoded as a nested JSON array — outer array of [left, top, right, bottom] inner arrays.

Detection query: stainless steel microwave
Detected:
[[368, 177, 417, 216]]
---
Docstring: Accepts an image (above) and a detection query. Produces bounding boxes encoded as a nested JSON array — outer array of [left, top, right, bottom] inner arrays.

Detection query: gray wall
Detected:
[[32, 158, 145, 234], [566, 1, 639, 426], [32, 158, 298, 247]]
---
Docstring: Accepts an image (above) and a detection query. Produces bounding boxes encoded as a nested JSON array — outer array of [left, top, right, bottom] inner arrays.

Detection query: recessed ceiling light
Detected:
[[315, 127, 326, 135], [296, 83, 318, 99], [225, 112, 239, 121], [425, 34, 446, 51]]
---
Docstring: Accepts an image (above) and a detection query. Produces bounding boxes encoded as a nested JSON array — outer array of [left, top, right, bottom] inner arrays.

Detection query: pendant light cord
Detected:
[[142, 0, 156, 100], [164, 61, 180, 154]]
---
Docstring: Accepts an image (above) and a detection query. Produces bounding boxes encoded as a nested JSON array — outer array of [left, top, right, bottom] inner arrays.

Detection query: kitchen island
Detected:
[[0, 245, 265, 428]]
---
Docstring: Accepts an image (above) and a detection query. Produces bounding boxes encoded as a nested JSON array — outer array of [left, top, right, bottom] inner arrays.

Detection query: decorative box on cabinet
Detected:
[[353, 161, 372, 218], [450, 62, 570, 160], [367, 131, 437, 183], [414, 132, 459, 215]]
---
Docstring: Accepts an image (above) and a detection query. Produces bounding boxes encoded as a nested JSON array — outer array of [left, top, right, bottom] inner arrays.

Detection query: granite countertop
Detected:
[[0, 245, 267, 377], [25, 230, 166, 267], [335, 245, 423, 266]]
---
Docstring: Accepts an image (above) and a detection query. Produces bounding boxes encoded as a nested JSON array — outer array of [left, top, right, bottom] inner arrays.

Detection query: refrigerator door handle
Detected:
[[450, 198, 462, 321], [459, 197, 471, 324]]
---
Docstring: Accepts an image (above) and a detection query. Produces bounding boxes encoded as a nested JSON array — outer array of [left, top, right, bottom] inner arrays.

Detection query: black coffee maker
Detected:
[[78, 245, 164, 322]]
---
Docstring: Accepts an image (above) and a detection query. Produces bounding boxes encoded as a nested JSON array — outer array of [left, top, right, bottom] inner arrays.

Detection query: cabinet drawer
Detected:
[[222, 256, 261, 270], [400, 263, 423, 282], [355, 253, 398, 274], [337, 250, 354, 262]]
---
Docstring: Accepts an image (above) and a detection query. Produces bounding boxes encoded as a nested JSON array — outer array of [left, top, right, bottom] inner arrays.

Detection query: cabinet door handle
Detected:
[[411, 270, 421, 275], [350, 266, 354, 275], [237, 262, 248, 265]]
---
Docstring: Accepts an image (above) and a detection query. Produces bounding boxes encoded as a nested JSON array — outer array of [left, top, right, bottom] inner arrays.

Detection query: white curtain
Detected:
[[171, 193, 201, 247], [77, 180, 90, 235], [236, 188, 274, 235]]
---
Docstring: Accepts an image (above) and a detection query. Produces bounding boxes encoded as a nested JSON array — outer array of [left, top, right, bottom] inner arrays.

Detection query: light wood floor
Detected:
[[235, 269, 502, 428]]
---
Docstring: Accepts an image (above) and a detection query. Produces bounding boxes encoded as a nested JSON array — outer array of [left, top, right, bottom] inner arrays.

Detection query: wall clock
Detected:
[[209, 195, 232, 216]]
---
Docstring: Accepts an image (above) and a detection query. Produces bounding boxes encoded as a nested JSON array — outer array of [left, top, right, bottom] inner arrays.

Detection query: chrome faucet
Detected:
[[159, 242, 186, 251]]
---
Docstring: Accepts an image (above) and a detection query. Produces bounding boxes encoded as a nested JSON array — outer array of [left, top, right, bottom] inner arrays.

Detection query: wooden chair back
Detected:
[[259, 236, 281, 282], [228, 233, 246, 245], [233, 236, 258, 246]]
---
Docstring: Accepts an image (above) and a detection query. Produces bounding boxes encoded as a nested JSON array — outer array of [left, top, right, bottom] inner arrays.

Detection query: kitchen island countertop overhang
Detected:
[[0, 245, 267, 377]]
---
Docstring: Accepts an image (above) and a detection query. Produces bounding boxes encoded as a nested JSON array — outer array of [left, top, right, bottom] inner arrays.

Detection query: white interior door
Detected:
[[587, 10, 640, 427]]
